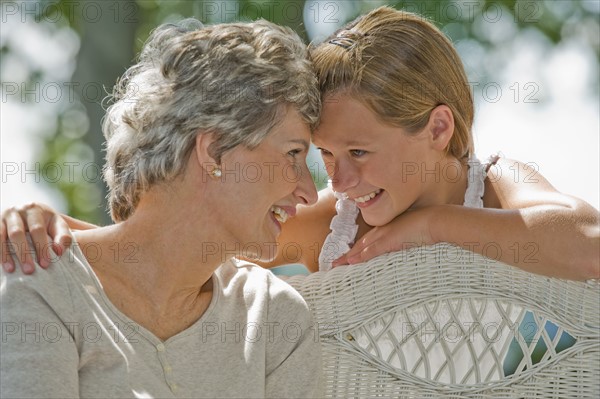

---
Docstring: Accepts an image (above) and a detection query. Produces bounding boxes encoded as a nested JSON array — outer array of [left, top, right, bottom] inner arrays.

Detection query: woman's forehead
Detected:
[[266, 108, 312, 142]]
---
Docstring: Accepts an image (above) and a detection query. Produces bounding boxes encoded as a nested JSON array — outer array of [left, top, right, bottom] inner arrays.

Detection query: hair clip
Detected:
[[328, 37, 356, 50], [327, 29, 365, 50]]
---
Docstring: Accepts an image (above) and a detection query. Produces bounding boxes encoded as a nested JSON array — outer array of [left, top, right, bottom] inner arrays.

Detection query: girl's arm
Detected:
[[1, 203, 97, 273], [2, 188, 337, 274], [338, 159, 600, 280]]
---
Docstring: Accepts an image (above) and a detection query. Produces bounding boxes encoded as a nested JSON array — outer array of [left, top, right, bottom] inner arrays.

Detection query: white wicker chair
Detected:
[[287, 243, 600, 398]]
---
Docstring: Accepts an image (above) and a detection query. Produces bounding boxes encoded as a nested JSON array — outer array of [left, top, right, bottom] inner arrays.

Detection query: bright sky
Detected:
[[1, 1, 599, 214], [472, 38, 600, 210]]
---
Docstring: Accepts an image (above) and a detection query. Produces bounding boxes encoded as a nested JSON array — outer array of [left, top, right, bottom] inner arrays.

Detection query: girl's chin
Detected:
[[360, 211, 396, 227]]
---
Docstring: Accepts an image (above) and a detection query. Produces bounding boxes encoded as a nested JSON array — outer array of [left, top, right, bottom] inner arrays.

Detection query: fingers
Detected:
[[24, 205, 52, 268], [3, 208, 35, 274], [335, 227, 404, 265], [48, 214, 73, 258], [331, 239, 369, 268], [2, 219, 15, 273], [346, 237, 423, 265], [346, 240, 387, 265], [347, 231, 380, 262], [331, 254, 348, 268], [331, 242, 380, 267], [332, 229, 383, 267], [1, 203, 73, 274]]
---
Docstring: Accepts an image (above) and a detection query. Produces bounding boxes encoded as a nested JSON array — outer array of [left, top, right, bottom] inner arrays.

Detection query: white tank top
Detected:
[[318, 155, 500, 271]]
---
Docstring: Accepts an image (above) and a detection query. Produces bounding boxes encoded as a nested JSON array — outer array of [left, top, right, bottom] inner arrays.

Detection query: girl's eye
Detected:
[[318, 148, 332, 156], [350, 149, 367, 157]]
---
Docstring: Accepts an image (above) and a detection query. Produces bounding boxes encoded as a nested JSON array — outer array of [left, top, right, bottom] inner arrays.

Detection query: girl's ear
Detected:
[[427, 105, 455, 151], [194, 132, 221, 178]]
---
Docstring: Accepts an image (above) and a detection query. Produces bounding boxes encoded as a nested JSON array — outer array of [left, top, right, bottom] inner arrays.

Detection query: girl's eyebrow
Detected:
[[325, 139, 372, 148], [312, 136, 370, 149], [341, 139, 371, 147]]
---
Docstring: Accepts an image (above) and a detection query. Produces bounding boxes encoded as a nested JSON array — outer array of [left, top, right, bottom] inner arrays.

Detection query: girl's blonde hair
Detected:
[[310, 6, 474, 159]]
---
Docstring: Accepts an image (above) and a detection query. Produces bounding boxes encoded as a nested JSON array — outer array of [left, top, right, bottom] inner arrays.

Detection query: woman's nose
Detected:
[[294, 162, 318, 205]]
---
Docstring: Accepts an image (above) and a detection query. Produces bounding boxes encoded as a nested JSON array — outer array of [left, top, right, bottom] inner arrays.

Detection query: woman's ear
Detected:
[[427, 105, 455, 151], [194, 132, 221, 178]]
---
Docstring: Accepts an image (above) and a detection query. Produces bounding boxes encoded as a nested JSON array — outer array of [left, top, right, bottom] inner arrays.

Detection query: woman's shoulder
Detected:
[[220, 259, 302, 292], [0, 235, 91, 318], [218, 259, 310, 311]]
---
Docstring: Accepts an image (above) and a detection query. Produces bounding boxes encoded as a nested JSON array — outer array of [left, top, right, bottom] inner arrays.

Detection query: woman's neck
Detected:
[[74, 191, 229, 312], [73, 205, 221, 340]]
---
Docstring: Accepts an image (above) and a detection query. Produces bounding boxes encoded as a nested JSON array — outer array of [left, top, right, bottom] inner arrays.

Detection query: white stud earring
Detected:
[[211, 168, 222, 178]]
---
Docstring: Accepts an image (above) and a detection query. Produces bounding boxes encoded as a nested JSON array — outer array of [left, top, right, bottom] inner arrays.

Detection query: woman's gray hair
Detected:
[[102, 19, 320, 221]]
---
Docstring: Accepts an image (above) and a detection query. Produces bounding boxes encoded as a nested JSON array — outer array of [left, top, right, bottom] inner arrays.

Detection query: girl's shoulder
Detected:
[[484, 157, 559, 209]]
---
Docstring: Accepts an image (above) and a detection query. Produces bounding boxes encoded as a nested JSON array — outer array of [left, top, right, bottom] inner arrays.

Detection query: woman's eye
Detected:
[[350, 149, 367, 157], [287, 149, 302, 158]]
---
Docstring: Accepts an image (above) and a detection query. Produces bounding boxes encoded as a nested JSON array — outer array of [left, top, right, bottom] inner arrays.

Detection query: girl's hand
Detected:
[[1, 203, 72, 274], [332, 207, 437, 267]]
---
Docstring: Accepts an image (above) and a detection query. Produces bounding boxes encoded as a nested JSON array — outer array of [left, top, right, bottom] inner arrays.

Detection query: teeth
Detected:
[[354, 189, 381, 203], [271, 206, 288, 223]]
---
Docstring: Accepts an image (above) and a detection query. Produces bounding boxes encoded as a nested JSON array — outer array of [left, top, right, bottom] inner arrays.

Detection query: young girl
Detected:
[[277, 6, 598, 279], [3, 7, 599, 280]]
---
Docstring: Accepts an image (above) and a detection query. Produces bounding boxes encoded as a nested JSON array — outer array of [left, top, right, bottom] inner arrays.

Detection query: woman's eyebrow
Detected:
[[289, 139, 310, 150]]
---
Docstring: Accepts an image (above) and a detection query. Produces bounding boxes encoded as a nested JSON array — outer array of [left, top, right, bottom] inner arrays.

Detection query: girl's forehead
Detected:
[[312, 128, 371, 147], [316, 99, 384, 137]]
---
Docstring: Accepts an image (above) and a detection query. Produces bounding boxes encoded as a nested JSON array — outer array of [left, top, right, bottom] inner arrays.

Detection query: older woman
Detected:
[[1, 19, 322, 398]]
